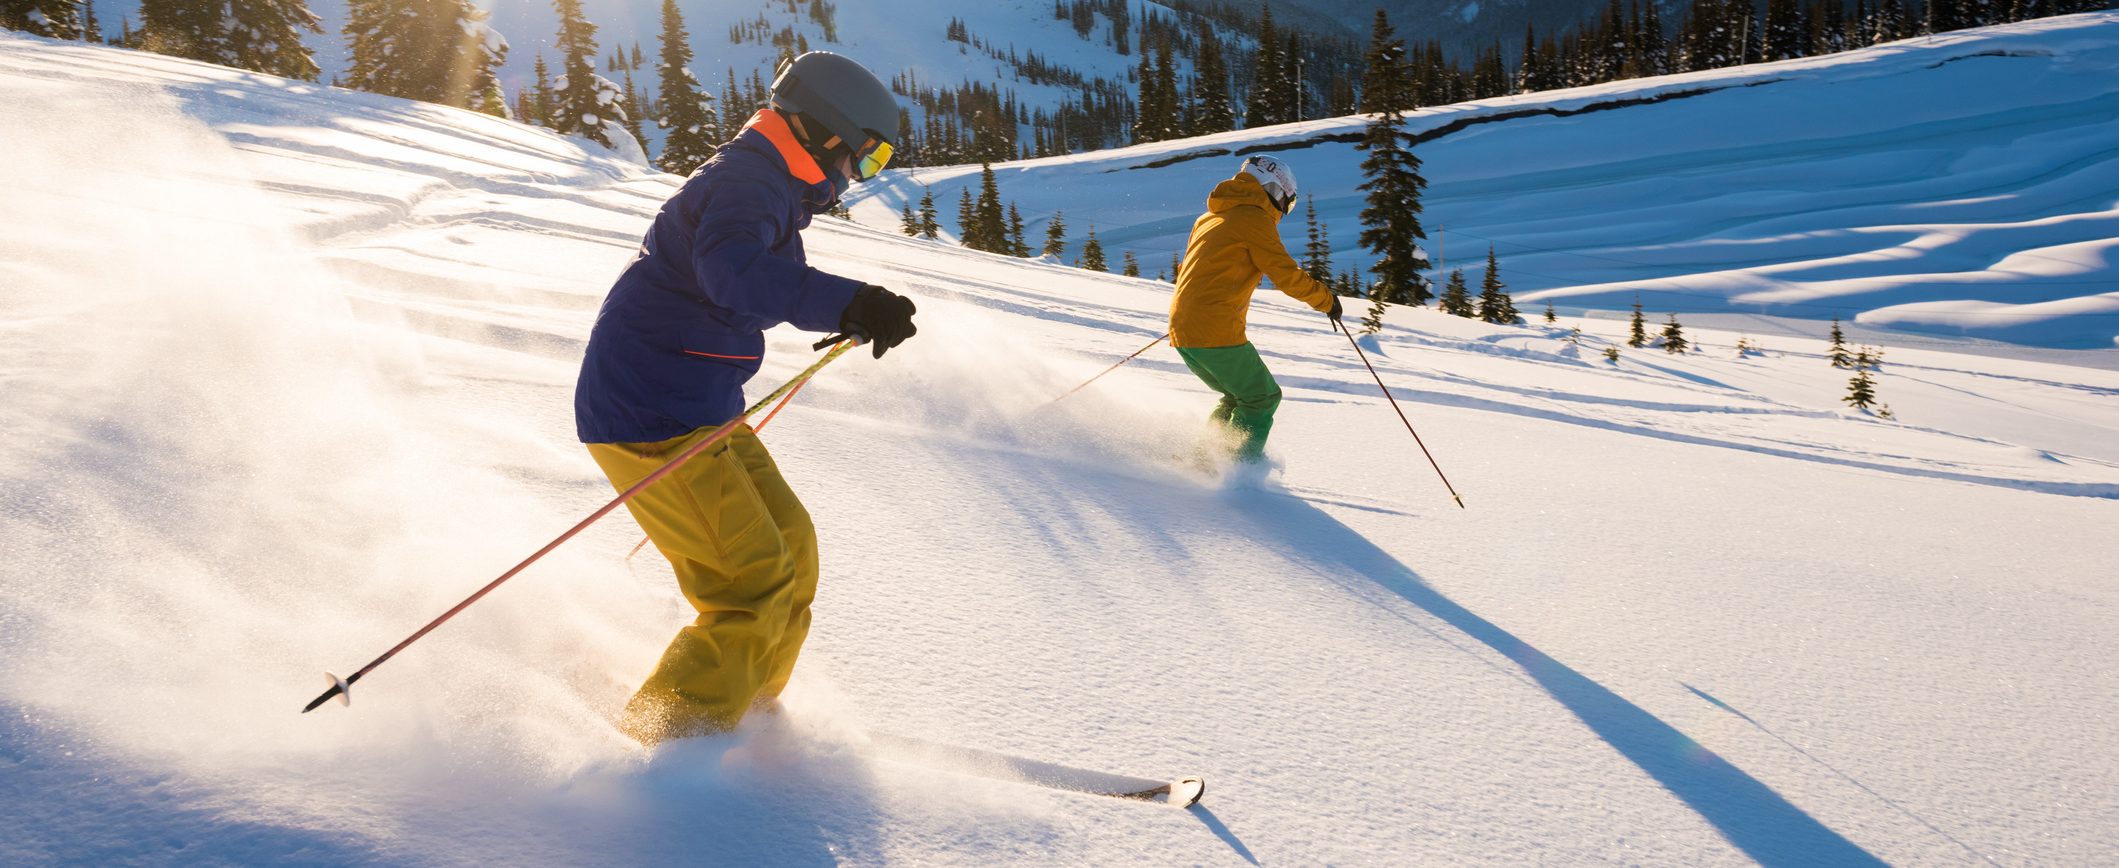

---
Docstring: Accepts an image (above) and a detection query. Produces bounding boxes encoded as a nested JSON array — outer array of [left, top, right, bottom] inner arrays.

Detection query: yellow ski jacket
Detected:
[[1168, 173, 1335, 348]]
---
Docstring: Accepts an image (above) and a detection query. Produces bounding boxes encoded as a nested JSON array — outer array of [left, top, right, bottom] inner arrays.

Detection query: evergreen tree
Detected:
[[550, 0, 620, 148], [1360, 298, 1386, 334], [1439, 269, 1475, 317], [1043, 209, 1066, 257], [5, 0, 83, 39], [1629, 298, 1648, 347], [1245, 2, 1284, 127], [956, 186, 976, 244], [1008, 202, 1030, 256], [1476, 246, 1518, 323], [918, 188, 940, 239], [1544, 301, 1558, 323], [1155, 34, 1182, 139], [1131, 41, 1162, 143], [899, 202, 921, 237], [1828, 317, 1853, 367], [1302, 195, 1333, 282], [138, 0, 223, 61], [473, 74, 510, 118], [620, 67, 648, 153], [1123, 250, 1141, 277], [1661, 313, 1688, 352], [1844, 347, 1879, 409], [654, 0, 718, 175], [1872, 0, 1908, 43], [1605, 346, 1621, 362], [227, 0, 322, 81], [528, 54, 554, 125], [346, 0, 504, 107], [1335, 267, 1363, 298], [1080, 226, 1106, 271], [1356, 10, 1432, 306], [1279, 30, 1305, 121], [1193, 33, 1234, 134], [968, 163, 1007, 253]]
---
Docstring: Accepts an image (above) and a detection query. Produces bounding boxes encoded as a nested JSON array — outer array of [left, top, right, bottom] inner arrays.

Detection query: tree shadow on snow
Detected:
[[1220, 490, 1885, 867]]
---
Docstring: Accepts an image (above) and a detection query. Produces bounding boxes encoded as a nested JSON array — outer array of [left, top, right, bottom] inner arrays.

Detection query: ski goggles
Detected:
[[852, 135, 893, 181]]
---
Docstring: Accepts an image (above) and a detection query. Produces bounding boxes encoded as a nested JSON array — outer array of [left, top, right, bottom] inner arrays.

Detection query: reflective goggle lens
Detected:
[[855, 139, 893, 181]]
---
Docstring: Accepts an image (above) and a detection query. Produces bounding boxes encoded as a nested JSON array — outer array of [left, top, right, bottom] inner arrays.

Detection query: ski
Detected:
[[863, 732, 1205, 807]]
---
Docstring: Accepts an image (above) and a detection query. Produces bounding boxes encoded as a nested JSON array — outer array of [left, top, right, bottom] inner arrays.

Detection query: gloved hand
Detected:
[[838, 284, 917, 358], [1326, 296, 1344, 327]]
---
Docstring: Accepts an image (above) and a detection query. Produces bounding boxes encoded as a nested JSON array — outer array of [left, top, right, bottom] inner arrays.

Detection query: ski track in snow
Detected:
[[5, 24, 2119, 867]]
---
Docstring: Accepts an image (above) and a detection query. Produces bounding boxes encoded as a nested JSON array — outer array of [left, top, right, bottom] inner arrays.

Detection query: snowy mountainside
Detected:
[[93, 0, 1208, 146], [5, 29, 2119, 866], [848, 13, 2119, 350]]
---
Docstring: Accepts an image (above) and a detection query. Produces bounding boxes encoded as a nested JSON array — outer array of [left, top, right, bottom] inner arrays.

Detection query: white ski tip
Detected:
[[1171, 776, 1205, 808], [325, 671, 350, 706]]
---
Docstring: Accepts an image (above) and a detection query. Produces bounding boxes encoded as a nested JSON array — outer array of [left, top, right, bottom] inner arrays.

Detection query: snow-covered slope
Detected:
[[849, 14, 2119, 350], [6, 30, 2119, 866]]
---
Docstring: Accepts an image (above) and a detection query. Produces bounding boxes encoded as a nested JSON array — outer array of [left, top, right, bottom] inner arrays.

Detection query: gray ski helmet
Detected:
[[770, 52, 898, 157]]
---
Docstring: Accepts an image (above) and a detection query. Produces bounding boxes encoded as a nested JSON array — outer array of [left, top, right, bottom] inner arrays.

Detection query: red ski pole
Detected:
[[303, 340, 861, 713], [1045, 333, 1167, 406]]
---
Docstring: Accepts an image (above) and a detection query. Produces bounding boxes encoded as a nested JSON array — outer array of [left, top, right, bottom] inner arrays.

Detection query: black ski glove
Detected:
[[837, 285, 917, 358], [1326, 296, 1344, 326]]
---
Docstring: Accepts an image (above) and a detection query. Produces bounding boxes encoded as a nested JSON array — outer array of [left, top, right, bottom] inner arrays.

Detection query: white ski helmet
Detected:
[[1240, 154, 1298, 213]]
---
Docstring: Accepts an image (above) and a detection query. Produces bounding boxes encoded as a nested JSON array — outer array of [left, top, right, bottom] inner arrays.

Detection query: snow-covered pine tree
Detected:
[[1245, 2, 1284, 128], [1042, 209, 1066, 257], [1302, 195, 1333, 282], [1439, 269, 1474, 317], [227, 0, 321, 81], [1123, 250, 1140, 277], [550, 0, 621, 149], [1008, 202, 1029, 256], [971, 163, 1006, 253], [1153, 35, 1182, 140], [956, 187, 976, 244], [654, 0, 718, 175], [345, 0, 504, 108], [1356, 10, 1432, 307], [1080, 226, 1106, 272], [1662, 313, 1688, 353], [1544, 301, 1558, 323], [1828, 317, 1853, 368], [5, 0, 83, 39], [620, 67, 648, 152], [1477, 246, 1518, 323], [1192, 33, 1233, 134], [526, 54, 553, 125], [899, 203, 920, 236], [918, 188, 939, 239], [1628, 298, 1648, 347], [1844, 346, 1879, 409], [1604, 346, 1621, 362], [138, 0, 222, 62]]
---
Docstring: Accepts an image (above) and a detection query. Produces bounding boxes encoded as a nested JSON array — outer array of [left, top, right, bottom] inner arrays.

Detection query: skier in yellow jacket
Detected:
[[1170, 155, 1341, 464]]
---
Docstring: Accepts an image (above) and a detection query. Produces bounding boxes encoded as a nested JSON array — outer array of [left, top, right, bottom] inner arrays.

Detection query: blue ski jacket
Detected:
[[575, 110, 864, 444]]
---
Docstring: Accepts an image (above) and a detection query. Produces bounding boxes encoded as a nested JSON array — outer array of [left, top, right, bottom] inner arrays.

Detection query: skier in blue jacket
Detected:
[[575, 52, 916, 744]]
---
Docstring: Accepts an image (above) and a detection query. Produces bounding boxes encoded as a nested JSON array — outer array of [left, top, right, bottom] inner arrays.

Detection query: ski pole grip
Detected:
[[813, 330, 869, 351]]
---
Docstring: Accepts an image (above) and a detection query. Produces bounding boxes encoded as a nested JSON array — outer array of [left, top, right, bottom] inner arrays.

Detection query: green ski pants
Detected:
[[1176, 342, 1282, 462]]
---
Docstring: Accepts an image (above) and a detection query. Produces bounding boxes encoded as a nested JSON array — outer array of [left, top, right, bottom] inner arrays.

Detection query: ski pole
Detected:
[[302, 339, 863, 713], [1336, 321, 1466, 509], [1045, 333, 1167, 406]]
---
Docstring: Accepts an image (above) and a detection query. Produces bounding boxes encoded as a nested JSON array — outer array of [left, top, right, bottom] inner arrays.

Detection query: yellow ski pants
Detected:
[[586, 423, 818, 745]]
